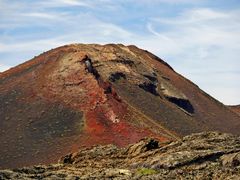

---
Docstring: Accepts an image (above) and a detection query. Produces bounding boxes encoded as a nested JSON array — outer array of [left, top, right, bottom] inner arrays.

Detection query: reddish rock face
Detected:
[[0, 44, 240, 169], [229, 105, 240, 116]]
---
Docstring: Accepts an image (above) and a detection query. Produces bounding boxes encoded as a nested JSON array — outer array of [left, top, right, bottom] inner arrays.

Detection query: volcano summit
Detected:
[[0, 44, 240, 169]]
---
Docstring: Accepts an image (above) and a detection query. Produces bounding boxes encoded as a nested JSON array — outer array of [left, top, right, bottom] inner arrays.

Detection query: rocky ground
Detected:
[[1, 131, 240, 179]]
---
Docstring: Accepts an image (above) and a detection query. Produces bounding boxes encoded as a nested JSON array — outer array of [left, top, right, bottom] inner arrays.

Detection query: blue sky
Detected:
[[0, 0, 239, 105]]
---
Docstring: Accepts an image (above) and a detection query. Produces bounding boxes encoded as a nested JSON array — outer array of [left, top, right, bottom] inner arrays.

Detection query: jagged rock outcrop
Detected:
[[1, 132, 240, 179], [0, 44, 240, 169]]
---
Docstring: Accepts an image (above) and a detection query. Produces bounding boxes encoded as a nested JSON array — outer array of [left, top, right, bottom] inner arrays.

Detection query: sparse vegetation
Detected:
[[137, 168, 158, 175]]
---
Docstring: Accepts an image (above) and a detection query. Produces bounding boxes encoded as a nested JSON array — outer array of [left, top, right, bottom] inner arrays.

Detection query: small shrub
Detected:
[[137, 168, 158, 175]]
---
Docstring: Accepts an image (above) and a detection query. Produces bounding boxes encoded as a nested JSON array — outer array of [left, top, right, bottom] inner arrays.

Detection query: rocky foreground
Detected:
[[1, 132, 240, 179]]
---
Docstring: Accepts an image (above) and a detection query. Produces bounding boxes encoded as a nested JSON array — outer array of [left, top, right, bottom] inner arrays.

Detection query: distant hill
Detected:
[[1, 44, 240, 169]]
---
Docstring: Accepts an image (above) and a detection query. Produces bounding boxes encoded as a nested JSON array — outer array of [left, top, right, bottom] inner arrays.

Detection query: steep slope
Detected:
[[1, 132, 240, 179], [0, 44, 240, 169], [229, 105, 240, 116]]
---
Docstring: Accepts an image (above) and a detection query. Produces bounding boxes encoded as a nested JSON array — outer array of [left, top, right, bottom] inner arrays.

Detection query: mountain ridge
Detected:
[[0, 43, 240, 169]]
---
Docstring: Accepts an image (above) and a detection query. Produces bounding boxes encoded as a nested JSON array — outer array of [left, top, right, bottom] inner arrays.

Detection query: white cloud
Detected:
[[38, 0, 93, 8], [146, 8, 240, 70], [143, 8, 240, 105], [0, 11, 132, 53], [130, 0, 204, 4], [58, 0, 91, 6], [21, 12, 60, 20], [152, 8, 230, 24]]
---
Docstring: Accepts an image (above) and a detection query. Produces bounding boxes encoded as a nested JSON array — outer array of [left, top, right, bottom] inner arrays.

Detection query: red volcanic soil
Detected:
[[229, 105, 240, 116], [0, 44, 240, 169]]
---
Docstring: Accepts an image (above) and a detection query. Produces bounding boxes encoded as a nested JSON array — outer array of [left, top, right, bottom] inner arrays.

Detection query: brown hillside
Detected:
[[229, 105, 240, 116], [0, 44, 240, 169]]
